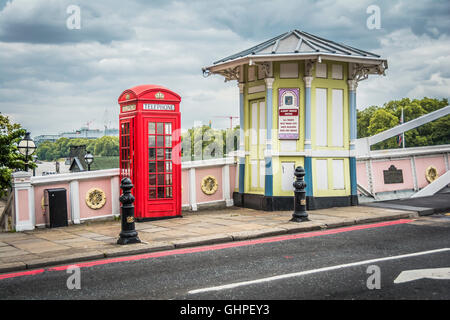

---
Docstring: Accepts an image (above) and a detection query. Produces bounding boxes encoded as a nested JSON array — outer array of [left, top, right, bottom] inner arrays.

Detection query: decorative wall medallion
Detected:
[[425, 166, 439, 183], [85, 188, 107, 210], [201, 175, 218, 195]]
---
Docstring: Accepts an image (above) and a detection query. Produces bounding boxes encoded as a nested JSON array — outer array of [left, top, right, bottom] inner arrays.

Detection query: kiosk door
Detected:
[[146, 118, 178, 217]]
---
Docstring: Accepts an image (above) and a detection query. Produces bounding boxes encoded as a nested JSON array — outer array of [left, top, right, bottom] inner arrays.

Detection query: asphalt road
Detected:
[[0, 215, 449, 302]]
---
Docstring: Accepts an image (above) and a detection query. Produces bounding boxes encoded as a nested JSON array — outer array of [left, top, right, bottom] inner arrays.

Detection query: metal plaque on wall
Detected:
[[383, 165, 404, 184]]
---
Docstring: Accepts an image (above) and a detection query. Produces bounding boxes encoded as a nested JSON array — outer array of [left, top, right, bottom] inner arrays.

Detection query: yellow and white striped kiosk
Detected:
[[203, 30, 388, 210]]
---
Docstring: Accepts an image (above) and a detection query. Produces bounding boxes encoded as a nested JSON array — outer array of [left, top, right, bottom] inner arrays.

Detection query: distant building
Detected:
[[34, 134, 60, 145], [34, 127, 119, 146]]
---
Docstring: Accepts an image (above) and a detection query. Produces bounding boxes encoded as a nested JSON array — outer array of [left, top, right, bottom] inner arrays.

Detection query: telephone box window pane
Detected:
[[157, 161, 164, 172], [165, 136, 172, 147], [157, 123, 164, 134], [149, 136, 156, 147], [149, 162, 156, 173], [157, 174, 164, 185], [165, 123, 172, 134], [148, 122, 155, 134], [157, 149, 164, 160], [165, 149, 172, 160], [157, 187, 164, 198], [157, 136, 164, 147], [165, 174, 172, 185], [166, 187, 172, 198], [149, 174, 156, 186], [149, 148, 156, 160], [165, 161, 172, 172], [149, 188, 156, 199]]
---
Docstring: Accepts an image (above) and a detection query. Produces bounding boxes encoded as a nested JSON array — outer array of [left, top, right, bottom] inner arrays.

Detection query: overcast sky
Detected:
[[0, 0, 449, 137]]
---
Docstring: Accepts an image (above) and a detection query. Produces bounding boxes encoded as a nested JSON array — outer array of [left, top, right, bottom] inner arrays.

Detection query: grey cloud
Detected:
[[0, 0, 135, 44], [0, 0, 449, 136]]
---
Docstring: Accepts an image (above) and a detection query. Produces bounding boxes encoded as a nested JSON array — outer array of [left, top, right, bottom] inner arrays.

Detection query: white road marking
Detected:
[[188, 248, 450, 294], [394, 267, 450, 284]]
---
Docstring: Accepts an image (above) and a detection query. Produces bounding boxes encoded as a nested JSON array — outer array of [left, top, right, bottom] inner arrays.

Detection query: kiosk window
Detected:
[[120, 122, 132, 178], [148, 121, 173, 199]]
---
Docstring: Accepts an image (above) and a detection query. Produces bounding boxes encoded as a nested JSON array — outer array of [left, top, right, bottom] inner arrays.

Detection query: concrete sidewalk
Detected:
[[0, 206, 418, 274]]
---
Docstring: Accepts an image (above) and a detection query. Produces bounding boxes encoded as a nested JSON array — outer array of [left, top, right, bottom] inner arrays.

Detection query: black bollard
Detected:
[[290, 166, 309, 222], [117, 177, 141, 245]]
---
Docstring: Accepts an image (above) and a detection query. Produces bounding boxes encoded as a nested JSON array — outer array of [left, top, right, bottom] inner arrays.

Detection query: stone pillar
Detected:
[[264, 77, 275, 197], [303, 75, 314, 199], [238, 82, 245, 195], [189, 168, 198, 211], [11, 171, 35, 231], [348, 79, 358, 204], [303, 76, 313, 151]]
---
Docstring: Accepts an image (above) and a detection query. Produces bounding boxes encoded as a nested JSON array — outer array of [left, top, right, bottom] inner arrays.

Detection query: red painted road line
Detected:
[[1, 219, 413, 279], [0, 268, 45, 280]]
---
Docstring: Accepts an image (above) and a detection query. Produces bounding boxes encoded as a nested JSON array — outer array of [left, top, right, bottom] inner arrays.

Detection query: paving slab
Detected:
[[11, 241, 70, 254], [0, 249, 30, 258], [139, 226, 170, 233], [0, 246, 19, 253], [0, 233, 32, 241]]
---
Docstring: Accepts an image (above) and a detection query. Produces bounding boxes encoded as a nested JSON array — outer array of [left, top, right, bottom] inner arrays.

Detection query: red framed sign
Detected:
[[118, 85, 181, 220], [278, 88, 299, 140]]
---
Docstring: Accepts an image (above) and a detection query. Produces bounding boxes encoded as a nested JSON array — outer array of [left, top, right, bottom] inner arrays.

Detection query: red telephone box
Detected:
[[118, 85, 181, 220]]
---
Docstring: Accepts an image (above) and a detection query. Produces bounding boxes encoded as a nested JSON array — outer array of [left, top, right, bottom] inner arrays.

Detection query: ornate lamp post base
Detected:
[[117, 177, 141, 245], [290, 214, 309, 223], [117, 230, 141, 245], [290, 166, 310, 223]]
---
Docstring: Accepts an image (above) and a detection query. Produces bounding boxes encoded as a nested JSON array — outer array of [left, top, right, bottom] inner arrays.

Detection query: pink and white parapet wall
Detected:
[[7, 157, 236, 231], [5, 144, 450, 232], [357, 144, 449, 200]]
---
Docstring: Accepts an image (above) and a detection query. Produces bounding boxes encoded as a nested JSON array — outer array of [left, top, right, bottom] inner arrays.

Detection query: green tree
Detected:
[[181, 125, 240, 160], [357, 105, 378, 139], [358, 97, 449, 150], [0, 115, 30, 197], [94, 136, 119, 156]]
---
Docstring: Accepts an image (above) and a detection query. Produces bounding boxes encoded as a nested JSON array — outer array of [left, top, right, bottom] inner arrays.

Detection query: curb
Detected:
[[361, 203, 437, 216], [0, 212, 417, 275]]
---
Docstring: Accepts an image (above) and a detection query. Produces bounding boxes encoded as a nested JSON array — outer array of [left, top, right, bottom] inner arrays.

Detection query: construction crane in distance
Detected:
[[213, 116, 239, 129], [84, 120, 94, 130]]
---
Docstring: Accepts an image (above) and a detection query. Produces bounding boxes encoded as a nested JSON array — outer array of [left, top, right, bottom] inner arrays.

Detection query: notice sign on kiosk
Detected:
[[278, 88, 299, 140]]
